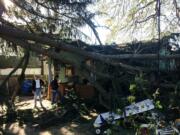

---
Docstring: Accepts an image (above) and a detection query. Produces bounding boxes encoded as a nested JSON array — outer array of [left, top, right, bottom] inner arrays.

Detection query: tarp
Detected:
[[21, 80, 32, 95], [94, 99, 154, 127]]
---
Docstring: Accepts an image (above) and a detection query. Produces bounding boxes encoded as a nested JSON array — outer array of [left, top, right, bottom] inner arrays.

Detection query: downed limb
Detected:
[[1, 23, 180, 63], [11, 50, 30, 102], [0, 54, 26, 90], [0, 23, 145, 72], [1, 23, 178, 74], [2, 36, 111, 99]]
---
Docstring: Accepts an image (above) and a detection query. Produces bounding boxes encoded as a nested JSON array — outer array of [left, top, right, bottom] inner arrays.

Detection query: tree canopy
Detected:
[[1, 0, 100, 42], [96, 0, 180, 43]]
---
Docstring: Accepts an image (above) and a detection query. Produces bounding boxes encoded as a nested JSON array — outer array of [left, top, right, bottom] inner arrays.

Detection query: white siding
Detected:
[[0, 68, 41, 75]]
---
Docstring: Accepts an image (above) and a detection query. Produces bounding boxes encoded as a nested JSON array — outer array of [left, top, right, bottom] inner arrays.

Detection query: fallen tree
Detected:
[[1, 22, 180, 107], [1, 23, 180, 62], [0, 0, 180, 111]]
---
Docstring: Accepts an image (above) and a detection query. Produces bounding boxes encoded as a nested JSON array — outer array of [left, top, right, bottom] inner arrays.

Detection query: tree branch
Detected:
[[1, 36, 111, 100], [11, 0, 101, 44], [173, 0, 180, 22], [0, 23, 180, 72], [78, 13, 103, 45], [0, 54, 26, 90], [137, 0, 155, 12], [135, 14, 156, 24], [11, 0, 63, 21]]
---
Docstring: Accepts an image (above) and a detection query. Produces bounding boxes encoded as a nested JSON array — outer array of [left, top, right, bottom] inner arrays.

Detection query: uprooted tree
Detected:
[[0, 0, 180, 113]]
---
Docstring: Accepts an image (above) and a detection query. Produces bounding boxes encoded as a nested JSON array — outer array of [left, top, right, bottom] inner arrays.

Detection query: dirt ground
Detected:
[[3, 122, 94, 135], [1, 96, 96, 135]]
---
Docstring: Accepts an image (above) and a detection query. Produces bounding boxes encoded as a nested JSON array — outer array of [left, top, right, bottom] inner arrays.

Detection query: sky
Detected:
[[80, 18, 110, 45], [3, 0, 12, 8]]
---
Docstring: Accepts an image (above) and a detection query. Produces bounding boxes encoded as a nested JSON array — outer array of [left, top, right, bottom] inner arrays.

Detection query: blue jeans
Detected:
[[34, 88, 43, 107], [51, 89, 60, 104]]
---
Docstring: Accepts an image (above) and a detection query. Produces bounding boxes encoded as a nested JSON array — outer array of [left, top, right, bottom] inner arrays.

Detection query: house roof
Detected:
[[69, 33, 180, 55]]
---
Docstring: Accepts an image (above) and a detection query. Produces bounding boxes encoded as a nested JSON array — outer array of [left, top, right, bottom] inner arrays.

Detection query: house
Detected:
[[46, 33, 180, 107], [0, 55, 47, 100], [0, 55, 42, 77]]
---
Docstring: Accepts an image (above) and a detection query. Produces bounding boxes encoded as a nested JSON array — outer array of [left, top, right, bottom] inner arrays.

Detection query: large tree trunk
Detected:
[[10, 50, 30, 103], [0, 23, 180, 64], [47, 58, 53, 84], [1, 20, 180, 109], [0, 55, 26, 90], [2, 36, 111, 100], [0, 54, 26, 114]]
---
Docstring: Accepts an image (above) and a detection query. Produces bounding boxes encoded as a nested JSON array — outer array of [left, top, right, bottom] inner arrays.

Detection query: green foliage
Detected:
[[116, 108, 123, 115], [97, 0, 179, 43], [127, 95, 136, 103], [129, 83, 136, 94], [152, 89, 163, 110], [106, 128, 112, 135], [3, 0, 96, 43], [155, 100, 163, 109], [152, 88, 160, 99], [128, 73, 150, 103]]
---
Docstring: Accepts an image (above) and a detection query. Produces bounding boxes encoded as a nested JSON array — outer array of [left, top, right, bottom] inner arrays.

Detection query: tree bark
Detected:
[[2, 36, 111, 99], [0, 55, 26, 90], [0, 23, 180, 65], [0, 27, 145, 72], [10, 50, 30, 102], [0, 53, 26, 111], [18, 50, 30, 83], [47, 58, 53, 84]]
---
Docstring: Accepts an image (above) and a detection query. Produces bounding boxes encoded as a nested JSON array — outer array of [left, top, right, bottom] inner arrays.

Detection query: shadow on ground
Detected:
[[2, 96, 96, 135]]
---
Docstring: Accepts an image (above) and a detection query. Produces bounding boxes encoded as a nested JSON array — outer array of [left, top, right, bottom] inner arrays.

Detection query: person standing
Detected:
[[50, 75, 60, 105], [32, 75, 44, 108]]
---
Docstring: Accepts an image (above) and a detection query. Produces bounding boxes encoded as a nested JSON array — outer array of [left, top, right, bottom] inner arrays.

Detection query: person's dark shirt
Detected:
[[50, 79, 59, 90]]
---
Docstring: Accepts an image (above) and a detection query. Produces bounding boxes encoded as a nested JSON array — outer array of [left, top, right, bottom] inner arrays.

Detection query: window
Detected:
[[65, 66, 73, 77]]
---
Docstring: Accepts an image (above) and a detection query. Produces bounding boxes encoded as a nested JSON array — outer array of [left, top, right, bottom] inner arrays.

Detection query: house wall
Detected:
[[159, 48, 176, 71], [43, 60, 54, 76], [54, 51, 82, 83], [0, 68, 41, 75], [0, 55, 41, 68], [59, 66, 68, 83]]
